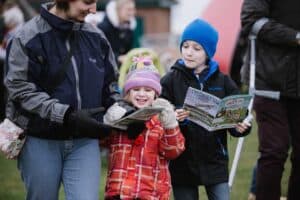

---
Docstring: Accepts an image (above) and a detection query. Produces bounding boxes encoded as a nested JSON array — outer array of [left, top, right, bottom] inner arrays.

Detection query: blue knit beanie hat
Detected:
[[180, 19, 219, 58]]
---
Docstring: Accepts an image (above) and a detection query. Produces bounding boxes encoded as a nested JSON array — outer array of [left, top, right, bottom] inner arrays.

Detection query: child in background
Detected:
[[103, 57, 185, 200], [160, 18, 251, 200]]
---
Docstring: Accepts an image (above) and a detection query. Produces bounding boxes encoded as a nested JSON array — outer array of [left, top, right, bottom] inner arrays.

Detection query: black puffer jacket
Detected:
[[241, 0, 300, 98], [161, 59, 246, 185]]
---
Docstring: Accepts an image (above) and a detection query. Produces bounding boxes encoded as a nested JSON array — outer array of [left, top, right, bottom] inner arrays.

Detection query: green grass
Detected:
[[0, 123, 291, 199]]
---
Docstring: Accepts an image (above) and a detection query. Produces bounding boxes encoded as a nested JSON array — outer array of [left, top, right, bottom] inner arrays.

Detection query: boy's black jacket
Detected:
[[160, 59, 247, 185]]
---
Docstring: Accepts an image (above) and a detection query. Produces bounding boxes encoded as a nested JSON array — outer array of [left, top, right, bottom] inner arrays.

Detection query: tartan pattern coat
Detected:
[[105, 115, 185, 200]]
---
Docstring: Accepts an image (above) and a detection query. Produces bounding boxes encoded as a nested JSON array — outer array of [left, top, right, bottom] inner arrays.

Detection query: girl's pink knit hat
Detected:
[[124, 56, 162, 95]]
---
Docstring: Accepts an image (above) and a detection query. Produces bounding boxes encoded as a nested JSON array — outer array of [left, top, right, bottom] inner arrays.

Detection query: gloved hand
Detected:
[[64, 107, 111, 139], [127, 121, 146, 140], [103, 100, 136, 125], [117, 100, 136, 116], [152, 98, 178, 129]]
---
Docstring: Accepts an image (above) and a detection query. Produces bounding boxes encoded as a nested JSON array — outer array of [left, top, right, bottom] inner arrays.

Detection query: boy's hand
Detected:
[[175, 109, 190, 122], [235, 113, 253, 133], [235, 121, 251, 134]]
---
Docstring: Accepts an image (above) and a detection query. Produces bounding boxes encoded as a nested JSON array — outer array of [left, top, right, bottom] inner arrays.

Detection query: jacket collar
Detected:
[[173, 59, 219, 83], [40, 3, 84, 32]]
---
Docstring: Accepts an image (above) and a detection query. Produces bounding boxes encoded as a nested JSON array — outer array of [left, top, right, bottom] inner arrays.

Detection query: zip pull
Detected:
[[200, 83, 204, 91], [217, 137, 227, 157]]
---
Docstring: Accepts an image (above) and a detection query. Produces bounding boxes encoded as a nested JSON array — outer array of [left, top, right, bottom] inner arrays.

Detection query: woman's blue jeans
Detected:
[[173, 182, 230, 200], [18, 136, 101, 200]]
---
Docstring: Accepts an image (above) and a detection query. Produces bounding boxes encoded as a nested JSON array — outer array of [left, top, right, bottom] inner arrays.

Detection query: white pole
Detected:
[[229, 137, 244, 189]]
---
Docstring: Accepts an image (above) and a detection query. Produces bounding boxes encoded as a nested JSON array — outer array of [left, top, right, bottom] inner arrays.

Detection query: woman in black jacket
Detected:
[[161, 19, 251, 200]]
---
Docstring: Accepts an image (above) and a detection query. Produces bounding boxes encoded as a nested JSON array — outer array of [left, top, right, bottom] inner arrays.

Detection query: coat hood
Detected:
[[106, 0, 137, 30]]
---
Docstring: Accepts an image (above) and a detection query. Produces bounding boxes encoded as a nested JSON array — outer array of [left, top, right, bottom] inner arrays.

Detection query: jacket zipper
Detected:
[[66, 39, 82, 109]]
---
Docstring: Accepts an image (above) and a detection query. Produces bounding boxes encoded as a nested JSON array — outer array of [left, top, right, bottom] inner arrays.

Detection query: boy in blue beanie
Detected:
[[160, 18, 251, 200]]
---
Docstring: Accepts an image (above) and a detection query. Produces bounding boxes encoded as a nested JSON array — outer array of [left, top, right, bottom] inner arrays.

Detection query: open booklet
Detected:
[[183, 87, 252, 131], [108, 107, 163, 130]]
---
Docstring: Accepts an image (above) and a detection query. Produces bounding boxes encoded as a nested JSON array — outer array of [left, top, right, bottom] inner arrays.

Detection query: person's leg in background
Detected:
[[248, 162, 257, 200], [205, 182, 230, 200], [63, 138, 100, 200], [287, 99, 300, 200], [172, 184, 199, 200], [254, 97, 290, 200], [18, 136, 63, 200]]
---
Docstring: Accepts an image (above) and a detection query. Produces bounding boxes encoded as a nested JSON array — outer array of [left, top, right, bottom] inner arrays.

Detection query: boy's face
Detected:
[[181, 40, 207, 69], [127, 87, 156, 109], [66, 0, 96, 22]]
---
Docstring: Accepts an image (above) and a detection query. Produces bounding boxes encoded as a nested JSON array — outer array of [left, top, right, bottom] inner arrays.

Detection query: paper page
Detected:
[[110, 107, 163, 130]]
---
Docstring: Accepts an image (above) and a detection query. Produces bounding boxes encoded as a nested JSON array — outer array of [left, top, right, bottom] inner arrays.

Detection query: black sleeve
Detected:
[[241, 0, 298, 46], [160, 72, 175, 103]]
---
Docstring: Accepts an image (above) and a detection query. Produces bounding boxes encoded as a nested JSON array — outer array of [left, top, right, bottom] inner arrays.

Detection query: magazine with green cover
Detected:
[[183, 87, 252, 131]]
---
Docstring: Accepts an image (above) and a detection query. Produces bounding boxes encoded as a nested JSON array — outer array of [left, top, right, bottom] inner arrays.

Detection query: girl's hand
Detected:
[[235, 121, 251, 134], [175, 109, 190, 122], [152, 98, 178, 129]]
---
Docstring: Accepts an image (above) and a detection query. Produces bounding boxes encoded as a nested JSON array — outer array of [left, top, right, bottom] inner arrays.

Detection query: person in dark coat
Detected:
[[160, 18, 251, 200], [4, 0, 119, 199], [98, 0, 136, 67], [241, 0, 300, 199]]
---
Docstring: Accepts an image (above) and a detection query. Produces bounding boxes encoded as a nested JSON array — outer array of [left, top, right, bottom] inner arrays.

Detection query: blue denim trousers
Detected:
[[18, 136, 101, 200], [172, 182, 230, 200]]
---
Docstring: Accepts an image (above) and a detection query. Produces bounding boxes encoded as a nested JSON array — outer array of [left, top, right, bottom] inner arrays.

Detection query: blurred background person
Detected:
[[97, 0, 137, 67], [0, 0, 6, 121], [0, 0, 24, 60], [0, 0, 24, 120]]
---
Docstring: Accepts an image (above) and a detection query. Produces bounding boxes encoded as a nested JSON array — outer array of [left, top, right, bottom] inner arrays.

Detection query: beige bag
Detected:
[[0, 118, 25, 159]]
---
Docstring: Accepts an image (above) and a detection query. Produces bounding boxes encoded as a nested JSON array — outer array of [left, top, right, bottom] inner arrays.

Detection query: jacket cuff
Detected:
[[229, 126, 252, 137], [50, 103, 70, 124], [296, 32, 300, 45]]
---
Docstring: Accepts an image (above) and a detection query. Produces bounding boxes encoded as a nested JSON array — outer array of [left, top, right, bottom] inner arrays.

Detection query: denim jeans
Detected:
[[249, 162, 257, 194], [172, 182, 229, 200], [18, 136, 101, 200]]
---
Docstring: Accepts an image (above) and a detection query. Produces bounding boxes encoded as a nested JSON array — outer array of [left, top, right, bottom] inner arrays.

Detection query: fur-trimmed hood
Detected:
[[106, 0, 137, 30]]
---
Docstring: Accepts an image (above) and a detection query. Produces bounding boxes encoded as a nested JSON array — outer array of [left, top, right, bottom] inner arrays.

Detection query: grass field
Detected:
[[0, 123, 291, 200]]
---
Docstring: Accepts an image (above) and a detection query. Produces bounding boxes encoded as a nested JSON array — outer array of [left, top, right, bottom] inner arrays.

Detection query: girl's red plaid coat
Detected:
[[105, 115, 185, 200]]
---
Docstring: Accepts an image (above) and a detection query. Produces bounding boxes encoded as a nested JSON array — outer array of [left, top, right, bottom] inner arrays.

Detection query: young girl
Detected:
[[160, 19, 251, 200], [103, 57, 185, 200]]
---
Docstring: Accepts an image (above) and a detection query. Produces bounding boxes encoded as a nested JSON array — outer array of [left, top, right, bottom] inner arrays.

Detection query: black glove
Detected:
[[64, 107, 111, 139], [126, 121, 146, 140]]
